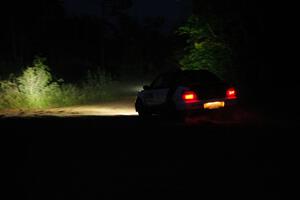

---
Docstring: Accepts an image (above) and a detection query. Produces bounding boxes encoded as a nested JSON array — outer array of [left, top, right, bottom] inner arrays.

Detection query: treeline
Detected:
[[0, 0, 175, 81], [0, 0, 289, 103], [189, 0, 288, 102]]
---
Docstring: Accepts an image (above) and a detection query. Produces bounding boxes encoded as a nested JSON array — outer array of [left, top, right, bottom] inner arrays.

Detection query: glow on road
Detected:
[[0, 97, 138, 117]]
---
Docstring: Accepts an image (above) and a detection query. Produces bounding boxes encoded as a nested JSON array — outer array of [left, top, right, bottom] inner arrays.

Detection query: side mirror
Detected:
[[143, 85, 151, 90]]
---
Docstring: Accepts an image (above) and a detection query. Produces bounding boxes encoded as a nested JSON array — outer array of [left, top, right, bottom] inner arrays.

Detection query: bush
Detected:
[[0, 57, 63, 109], [0, 58, 116, 110], [16, 57, 61, 108]]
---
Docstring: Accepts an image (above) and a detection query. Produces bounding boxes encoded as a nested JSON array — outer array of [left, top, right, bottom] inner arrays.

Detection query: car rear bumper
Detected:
[[177, 98, 238, 112]]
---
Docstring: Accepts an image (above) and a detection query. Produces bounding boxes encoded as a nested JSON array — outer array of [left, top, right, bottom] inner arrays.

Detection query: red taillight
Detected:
[[182, 91, 199, 103], [226, 88, 237, 99]]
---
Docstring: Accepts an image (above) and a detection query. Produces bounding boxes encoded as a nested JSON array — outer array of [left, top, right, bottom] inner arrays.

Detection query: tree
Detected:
[[189, 0, 268, 85], [177, 16, 233, 80]]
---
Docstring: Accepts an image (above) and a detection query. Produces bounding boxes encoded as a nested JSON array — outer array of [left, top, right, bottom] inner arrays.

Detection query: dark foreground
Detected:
[[1, 115, 290, 200]]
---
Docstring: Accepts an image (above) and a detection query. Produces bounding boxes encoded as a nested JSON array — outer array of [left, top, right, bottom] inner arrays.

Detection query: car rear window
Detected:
[[178, 70, 223, 85]]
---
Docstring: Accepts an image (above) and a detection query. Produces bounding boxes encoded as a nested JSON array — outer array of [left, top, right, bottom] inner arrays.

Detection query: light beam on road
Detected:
[[0, 100, 138, 117]]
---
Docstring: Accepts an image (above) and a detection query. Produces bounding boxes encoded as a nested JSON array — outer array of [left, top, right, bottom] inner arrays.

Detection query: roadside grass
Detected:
[[0, 57, 121, 110]]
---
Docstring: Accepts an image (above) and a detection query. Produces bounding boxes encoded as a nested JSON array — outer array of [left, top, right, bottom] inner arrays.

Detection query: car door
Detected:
[[142, 74, 170, 107]]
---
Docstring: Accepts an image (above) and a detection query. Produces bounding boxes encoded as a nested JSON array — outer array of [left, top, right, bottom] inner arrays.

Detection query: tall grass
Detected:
[[0, 57, 115, 110], [80, 69, 114, 103], [0, 77, 24, 109]]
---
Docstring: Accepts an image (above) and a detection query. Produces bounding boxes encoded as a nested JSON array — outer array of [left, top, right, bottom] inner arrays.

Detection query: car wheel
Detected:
[[136, 98, 151, 119]]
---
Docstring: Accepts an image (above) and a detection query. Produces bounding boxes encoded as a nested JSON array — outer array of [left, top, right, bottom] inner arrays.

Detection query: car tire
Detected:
[[136, 98, 151, 119]]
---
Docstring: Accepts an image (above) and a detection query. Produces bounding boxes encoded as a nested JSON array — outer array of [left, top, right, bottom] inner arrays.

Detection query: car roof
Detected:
[[178, 69, 216, 76], [167, 70, 223, 85]]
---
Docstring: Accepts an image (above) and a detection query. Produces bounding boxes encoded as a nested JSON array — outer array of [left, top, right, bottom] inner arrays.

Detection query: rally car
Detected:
[[135, 69, 237, 118]]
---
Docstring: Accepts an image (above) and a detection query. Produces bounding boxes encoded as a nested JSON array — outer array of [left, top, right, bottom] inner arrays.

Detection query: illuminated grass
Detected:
[[0, 57, 117, 110]]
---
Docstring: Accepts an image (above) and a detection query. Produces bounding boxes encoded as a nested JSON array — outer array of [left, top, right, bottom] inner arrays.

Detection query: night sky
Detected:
[[64, 0, 192, 31]]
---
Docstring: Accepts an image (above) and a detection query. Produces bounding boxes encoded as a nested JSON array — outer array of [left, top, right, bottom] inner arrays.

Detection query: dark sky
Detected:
[[64, 0, 192, 30], [64, 0, 101, 16], [132, 0, 192, 24]]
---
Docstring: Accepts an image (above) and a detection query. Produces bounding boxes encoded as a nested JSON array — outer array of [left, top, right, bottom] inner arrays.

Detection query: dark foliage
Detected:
[[189, 0, 297, 109], [0, 0, 173, 82]]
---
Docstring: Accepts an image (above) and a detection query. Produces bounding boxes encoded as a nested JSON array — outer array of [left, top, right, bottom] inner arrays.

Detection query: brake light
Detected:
[[182, 91, 199, 103], [226, 88, 237, 99]]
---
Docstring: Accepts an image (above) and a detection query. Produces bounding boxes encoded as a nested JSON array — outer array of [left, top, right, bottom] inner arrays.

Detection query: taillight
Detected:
[[226, 88, 237, 99], [182, 91, 199, 103]]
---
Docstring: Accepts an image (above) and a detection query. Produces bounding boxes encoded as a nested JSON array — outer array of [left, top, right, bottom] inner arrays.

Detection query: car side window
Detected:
[[151, 76, 165, 89], [150, 74, 173, 89]]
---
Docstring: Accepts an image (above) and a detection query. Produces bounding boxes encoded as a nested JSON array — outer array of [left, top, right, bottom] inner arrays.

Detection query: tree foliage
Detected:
[[177, 15, 233, 79]]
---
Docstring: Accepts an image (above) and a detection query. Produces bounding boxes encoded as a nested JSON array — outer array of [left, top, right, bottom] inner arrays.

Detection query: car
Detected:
[[135, 69, 237, 118]]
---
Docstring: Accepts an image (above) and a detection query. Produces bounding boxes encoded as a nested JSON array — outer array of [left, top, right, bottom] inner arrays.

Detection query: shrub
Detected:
[[0, 58, 117, 110], [17, 57, 61, 108], [0, 57, 64, 109]]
